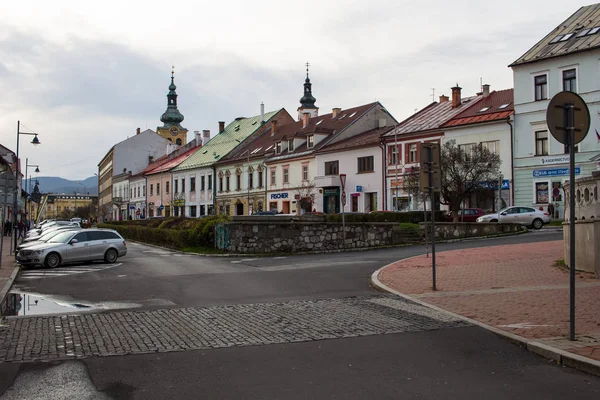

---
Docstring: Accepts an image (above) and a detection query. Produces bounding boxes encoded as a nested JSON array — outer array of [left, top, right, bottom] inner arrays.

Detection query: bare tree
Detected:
[[440, 140, 501, 221], [401, 140, 501, 222], [293, 180, 318, 214]]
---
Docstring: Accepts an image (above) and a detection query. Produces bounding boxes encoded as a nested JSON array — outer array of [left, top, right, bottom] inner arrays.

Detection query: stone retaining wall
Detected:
[[428, 222, 526, 240], [216, 216, 524, 254]]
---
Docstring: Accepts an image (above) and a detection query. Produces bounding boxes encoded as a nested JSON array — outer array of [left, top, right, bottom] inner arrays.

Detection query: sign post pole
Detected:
[[427, 146, 436, 291], [567, 102, 576, 341], [546, 91, 590, 342]]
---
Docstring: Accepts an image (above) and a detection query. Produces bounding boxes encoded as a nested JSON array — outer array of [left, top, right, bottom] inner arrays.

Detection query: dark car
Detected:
[[445, 208, 486, 222]]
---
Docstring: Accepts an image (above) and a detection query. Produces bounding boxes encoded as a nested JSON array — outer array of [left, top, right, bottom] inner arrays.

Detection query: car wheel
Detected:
[[44, 253, 61, 268], [104, 248, 118, 263], [532, 218, 543, 230], [490, 219, 498, 223]]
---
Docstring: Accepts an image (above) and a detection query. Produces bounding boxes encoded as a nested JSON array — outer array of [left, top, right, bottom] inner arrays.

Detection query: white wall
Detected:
[[113, 130, 170, 177]]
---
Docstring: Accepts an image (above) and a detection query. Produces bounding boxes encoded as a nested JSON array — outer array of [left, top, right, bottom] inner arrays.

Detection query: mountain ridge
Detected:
[[30, 176, 98, 195]]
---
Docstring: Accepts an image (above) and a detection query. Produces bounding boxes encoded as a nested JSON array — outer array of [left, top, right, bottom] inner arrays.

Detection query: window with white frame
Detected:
[[302, 164, 309, 181], [535, 130, 548, 156], [562, 69, 576, 92], [534, 74, 547, 101], [307, 136, 314, 148], [288, 140, 294, 152], [459, 143, 476, 160], [481, 140, 499, 155], [391, 145, 399, 165], [408, 144, 417, 163], [270, 168, 276, 185], [283, 167, 289, 184], [276, 142, 282, 154]]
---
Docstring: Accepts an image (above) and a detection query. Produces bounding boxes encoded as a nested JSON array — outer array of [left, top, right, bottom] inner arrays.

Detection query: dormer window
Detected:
[[307, 135, 314, 148], [288, 140, 294, 152], [276, 142, 282, 154]]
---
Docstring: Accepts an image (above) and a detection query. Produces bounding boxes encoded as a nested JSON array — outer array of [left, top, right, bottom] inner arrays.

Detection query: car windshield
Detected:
[[47, 231, 76, 244]]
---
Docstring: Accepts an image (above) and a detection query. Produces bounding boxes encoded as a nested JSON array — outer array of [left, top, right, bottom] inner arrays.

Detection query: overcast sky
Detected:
[[0, 0, 576, 180]]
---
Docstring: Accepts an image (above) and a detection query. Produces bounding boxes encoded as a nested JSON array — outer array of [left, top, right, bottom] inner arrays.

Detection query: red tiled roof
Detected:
[[442, 89, 514, 128], [387, 95, 483, 136], [219, 102, 379, 164], [144, 146, 200, 175], [319, 126, 392, 153]]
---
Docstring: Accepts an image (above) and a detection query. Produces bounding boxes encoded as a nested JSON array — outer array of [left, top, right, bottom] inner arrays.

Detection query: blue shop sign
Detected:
[[479, 180, 510, 190], [356, 185, 363, 192], [533, 167, 580, 177], [270, 192, 289, 200]]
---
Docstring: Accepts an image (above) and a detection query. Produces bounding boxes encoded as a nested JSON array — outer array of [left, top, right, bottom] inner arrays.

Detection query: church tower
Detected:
[[157, 67, 188, 145], [297, 62, 319, 121]]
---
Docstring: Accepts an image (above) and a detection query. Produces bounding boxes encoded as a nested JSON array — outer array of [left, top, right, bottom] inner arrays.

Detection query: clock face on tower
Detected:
[[169, 126, 179, 136]]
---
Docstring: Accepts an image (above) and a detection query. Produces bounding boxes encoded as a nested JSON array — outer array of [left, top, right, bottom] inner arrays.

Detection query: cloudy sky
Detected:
[[0, 0, 575, 180]]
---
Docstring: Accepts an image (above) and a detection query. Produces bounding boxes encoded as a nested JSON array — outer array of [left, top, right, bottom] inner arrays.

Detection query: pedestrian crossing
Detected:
[[18, 263, 122, 280]]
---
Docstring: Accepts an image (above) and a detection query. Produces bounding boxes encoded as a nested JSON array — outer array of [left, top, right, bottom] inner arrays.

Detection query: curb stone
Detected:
[[370, 262, 600, 378]]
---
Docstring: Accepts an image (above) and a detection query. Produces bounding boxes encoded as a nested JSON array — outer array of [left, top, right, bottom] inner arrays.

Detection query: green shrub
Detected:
[[99, 215, 230, 250]]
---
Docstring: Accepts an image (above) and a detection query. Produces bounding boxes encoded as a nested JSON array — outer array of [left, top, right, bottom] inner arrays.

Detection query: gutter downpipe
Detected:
[[212, 165, 217, 215], [144, 175, 148, 219], [379, 136, 387, 211], [506, 117, 515, 206]]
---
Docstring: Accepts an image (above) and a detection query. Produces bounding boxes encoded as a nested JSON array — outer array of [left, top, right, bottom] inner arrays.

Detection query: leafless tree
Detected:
[[401, 140, 501, 222], [293, 180, 318, 214]]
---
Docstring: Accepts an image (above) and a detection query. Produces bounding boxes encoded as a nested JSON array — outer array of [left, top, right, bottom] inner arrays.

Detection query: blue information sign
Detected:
[[356, 185, 363, 192], [533, 167, 580, 177]]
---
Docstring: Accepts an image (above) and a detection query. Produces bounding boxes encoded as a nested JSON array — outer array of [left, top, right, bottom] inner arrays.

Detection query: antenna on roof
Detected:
[[431, 88, 435, 103], [480, 77, 483, 93]]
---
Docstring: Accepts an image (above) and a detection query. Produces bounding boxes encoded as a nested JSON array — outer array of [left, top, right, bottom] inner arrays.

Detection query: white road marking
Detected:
[[18, 263, 122, 280]]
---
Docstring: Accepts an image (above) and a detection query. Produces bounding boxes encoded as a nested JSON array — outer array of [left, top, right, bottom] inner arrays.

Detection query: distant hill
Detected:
[[32, 176, 98, 195]]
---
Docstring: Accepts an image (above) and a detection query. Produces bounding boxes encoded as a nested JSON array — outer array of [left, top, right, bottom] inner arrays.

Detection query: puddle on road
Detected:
[[2, 292, 161, 317]]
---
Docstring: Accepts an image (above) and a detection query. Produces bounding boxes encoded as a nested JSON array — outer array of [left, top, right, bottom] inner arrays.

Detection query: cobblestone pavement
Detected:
[[0, 295, 466, 362]]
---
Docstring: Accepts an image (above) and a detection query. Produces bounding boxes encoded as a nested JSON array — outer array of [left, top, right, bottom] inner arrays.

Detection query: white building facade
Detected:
[[511, 5, 600, 218]]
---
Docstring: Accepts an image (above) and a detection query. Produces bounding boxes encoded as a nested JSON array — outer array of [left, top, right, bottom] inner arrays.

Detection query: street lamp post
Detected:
[[13, 121, 41, 255], [339, 173, 347, 247], [25, 160, 40, 228]]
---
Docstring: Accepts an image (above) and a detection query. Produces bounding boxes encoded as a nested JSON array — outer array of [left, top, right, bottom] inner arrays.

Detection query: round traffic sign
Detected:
[[546, 91, 590, 145]]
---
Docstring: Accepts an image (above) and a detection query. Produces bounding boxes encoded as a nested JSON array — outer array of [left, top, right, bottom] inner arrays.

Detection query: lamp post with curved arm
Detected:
[[13, 121, 41, 255]]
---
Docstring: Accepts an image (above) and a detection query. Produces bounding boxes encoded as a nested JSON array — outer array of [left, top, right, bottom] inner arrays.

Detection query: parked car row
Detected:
[[17, 220, 127, 268]]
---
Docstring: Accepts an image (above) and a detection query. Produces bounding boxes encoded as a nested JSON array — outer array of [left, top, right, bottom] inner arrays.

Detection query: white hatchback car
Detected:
[[476, 206, 551, 229]]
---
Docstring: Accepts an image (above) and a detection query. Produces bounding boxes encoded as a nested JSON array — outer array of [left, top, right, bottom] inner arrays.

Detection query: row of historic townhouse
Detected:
[[99, 5, 600, 220]]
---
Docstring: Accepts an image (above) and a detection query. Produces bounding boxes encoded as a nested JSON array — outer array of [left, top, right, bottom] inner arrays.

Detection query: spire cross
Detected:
[[171, 65, 175, 78], [305, 62, 310, 77]]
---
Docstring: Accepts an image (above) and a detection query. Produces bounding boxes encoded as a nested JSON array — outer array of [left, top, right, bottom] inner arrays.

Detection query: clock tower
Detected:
[[157, 67, 188, 145]]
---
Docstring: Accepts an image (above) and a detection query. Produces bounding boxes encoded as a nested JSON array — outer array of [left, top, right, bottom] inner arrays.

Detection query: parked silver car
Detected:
[[17, 229, 127, 268], [18, 227, 82, 251], [476, 206, 551, 229]]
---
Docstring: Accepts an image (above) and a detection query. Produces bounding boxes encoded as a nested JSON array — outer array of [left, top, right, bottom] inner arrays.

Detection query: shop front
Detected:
[[267, 191, 295, 214], [322, 187, 340, 214]]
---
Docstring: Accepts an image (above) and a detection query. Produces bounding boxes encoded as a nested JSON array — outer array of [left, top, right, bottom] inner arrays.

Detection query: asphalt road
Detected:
[[3, 229, 598, 399], [10, 230, 563, 309]]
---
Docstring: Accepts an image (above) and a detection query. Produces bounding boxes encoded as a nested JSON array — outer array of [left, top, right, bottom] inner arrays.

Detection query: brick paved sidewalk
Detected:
[[378, 240, 600, 363]]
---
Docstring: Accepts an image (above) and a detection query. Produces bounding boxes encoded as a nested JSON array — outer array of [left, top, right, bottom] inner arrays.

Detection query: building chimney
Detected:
[[332, 108, 342, 118], [260, 102, 265, 122], [302, 112, 310, 128], [219, 121, 225, 133], [482, 84, 490, 97], [439, 95, 449, 103], [136, 127, 141, 135], [149, 155, 154, 163], [271, 120, 278, 136], [451, 84, 462, 108], [194, 130, 202, 146], [202, 130, 210, 144]]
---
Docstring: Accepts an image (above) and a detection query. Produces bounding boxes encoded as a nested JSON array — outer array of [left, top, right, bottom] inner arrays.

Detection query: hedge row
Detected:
[[324, 211, 446, 224], [98, 215, 229, 249]]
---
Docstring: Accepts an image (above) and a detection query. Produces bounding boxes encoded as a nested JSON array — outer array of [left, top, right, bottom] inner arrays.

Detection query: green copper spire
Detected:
[[160, 66, 185, 127], [299, 62, 316, 108]]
